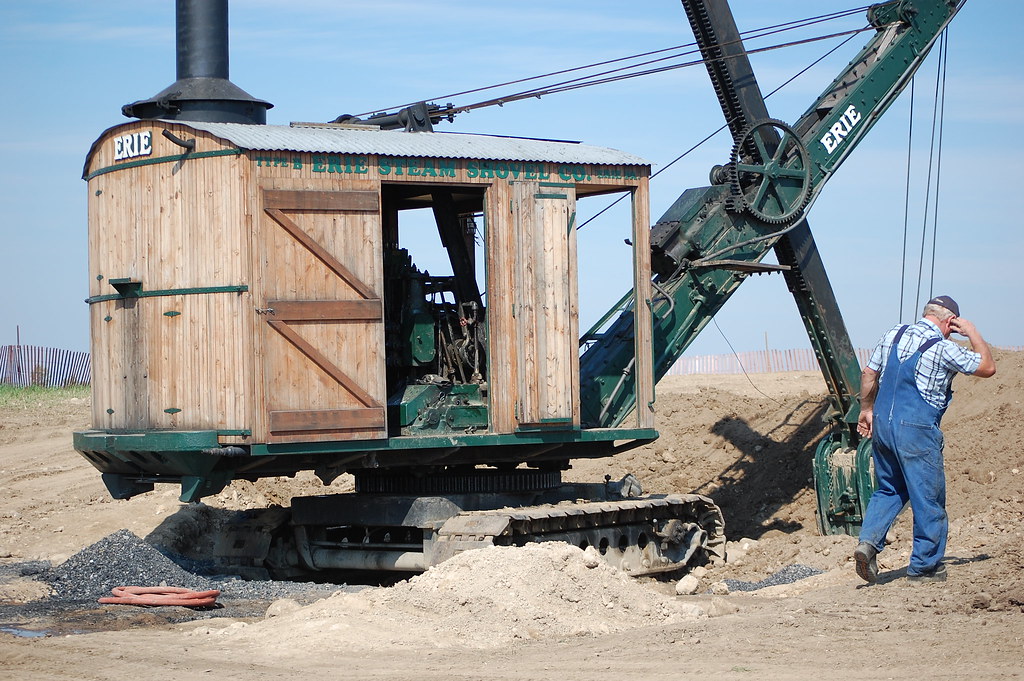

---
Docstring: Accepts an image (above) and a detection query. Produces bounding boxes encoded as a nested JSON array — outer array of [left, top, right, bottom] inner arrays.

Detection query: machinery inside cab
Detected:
[[78, 120, 656, 500]]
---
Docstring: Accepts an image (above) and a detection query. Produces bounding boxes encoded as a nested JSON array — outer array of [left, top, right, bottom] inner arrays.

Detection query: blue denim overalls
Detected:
[[858, 326, 950, 576]]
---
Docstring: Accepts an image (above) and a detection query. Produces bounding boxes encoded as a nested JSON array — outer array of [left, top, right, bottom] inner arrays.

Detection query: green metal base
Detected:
[[74, 427, 659, 503], [813, 432, 875, 536], [76, 430, 232, 502]]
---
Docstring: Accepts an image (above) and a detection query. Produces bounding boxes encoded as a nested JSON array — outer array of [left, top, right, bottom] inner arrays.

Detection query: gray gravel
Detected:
[[722, 564, 823, 592], [0, 560, 49, 579], [43, 529, 344, 603]]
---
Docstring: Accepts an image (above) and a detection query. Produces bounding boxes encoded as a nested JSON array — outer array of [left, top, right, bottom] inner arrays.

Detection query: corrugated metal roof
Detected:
[[176, 121, 649, 166]]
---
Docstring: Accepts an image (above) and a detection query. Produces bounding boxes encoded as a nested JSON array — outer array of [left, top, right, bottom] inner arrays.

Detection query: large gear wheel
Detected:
[[729, 119, 812, 224]]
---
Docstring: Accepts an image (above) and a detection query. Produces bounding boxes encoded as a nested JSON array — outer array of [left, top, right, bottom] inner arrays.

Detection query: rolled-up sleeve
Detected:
[[867, 326, 900, 372], [940, 343, 981, 375]]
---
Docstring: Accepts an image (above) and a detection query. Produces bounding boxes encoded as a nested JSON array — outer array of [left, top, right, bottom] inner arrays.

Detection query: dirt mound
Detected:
[[569, 372, 830, 539], [567, 349, 1024, 619], [2, 352, 1022, 678], [573, 348, 1024, 542], [201, 543, 705, 650]]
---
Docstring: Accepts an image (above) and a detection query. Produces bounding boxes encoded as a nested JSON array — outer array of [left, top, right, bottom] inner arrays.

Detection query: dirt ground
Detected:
[[1, 350, 1022, 680]]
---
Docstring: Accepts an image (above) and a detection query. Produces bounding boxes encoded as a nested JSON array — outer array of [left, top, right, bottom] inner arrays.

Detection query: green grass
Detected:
[[0, 383, 90, 409]]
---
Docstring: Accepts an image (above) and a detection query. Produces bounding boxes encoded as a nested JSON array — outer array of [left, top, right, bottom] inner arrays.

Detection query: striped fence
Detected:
[[0, 343, 1017, 386], [0, 345, 91, 388], [666, 347, 870, 376], [666, 345, 1022, 376]]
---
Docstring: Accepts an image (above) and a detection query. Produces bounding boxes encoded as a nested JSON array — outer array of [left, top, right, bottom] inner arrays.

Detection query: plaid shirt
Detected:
[[867, 318, 982, 409]]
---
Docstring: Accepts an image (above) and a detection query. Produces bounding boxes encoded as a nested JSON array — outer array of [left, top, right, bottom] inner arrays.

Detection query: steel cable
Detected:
[[899, 79, 915, 322], [913, 31, 948, 312], [927, 30, 948, 300], [353, 6, 873, 118], [576, 30, 861, 231], [450, 28, 873, 118]]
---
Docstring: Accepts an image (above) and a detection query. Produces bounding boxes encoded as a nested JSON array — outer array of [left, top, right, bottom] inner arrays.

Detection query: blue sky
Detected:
[[1, 0, 1021, 358]]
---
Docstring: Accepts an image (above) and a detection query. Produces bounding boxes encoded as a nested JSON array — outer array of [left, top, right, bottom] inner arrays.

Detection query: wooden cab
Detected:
[[79, 120, 654, 497]]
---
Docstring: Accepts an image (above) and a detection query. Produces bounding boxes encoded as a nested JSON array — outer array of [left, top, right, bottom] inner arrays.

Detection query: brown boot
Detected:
[[854, 542, 878, 583]]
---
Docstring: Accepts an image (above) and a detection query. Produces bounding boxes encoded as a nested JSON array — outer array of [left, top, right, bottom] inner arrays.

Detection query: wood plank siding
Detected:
[[84, 120, 651, 447], [86, 125, 252, 438], [257, 184, 386, 443]]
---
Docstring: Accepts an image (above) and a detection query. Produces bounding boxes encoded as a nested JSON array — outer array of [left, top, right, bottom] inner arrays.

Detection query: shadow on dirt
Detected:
[[693, 397, 832, 540], [145, 503, 411, 588]]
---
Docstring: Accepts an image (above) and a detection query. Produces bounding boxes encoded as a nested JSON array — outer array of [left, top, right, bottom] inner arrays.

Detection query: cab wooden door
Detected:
[[258, 188, 386, 443], [512, 182, 580, 428]]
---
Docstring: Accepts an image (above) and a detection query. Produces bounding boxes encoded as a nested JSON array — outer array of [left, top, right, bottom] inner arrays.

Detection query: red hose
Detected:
[[98, 586, 221, 607]]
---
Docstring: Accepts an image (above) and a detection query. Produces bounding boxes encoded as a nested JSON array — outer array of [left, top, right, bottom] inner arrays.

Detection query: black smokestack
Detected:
[[122, 0, 272, 124]]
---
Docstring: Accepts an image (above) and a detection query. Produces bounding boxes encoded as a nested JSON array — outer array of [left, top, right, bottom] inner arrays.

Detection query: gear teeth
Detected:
[[728, 119, 812, 224], [724, 195, 744, 213]]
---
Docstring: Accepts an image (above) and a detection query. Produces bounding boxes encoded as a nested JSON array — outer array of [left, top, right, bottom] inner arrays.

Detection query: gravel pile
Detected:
[[44, 529, 343, 602], [722, 564, 823, 592]]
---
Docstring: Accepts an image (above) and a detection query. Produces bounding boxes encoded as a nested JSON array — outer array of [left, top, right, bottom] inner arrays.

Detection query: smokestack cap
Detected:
[[122, 0, 272, 124]]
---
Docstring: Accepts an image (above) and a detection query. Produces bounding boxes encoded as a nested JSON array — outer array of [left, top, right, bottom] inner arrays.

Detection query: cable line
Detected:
[[354, 6, 873, 118], [450, 27, 873, 118], [928, 29, 949, 300], [913, 31, 948, 312], [713, 318, 782, 405], [577, 30, 861, 231], [899, 79, 915, 322]]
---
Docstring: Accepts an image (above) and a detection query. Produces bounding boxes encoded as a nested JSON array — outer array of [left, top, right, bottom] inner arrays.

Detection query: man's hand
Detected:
[[950, 316, 996, 378], [857, 409, 873, 439], [858, 366, 880, 440], [949, 316, 977, 338]]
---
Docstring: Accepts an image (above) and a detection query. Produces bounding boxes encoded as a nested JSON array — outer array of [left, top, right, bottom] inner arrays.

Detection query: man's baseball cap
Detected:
[[927, 295, 960, 317]]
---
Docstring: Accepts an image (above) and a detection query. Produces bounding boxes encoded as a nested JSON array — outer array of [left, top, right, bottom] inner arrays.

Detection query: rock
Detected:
[[675, 574, 700, 595], [971, 592, 993, 610], [709, 581, 730, 595], [265, 598, 302, 618], [581, 546, 602, 569], [967, 467, 997, 484], [677, 602, 705, 618], [691, 566, 708, 579], [707, 597, 738, 617]]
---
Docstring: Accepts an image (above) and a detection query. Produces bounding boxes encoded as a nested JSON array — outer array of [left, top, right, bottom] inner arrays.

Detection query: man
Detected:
[[854, 295, 995, 584]]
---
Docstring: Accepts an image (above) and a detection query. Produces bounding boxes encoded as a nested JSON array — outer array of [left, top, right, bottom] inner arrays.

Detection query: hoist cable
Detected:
[[913, 33, 947, 312], [575, 124, 725, 231], [576, 30, 861, 231], [463, 21, 870, 108], [354, 6, 873, 118], [453, 27, 873, 117], [712, 318, 782, 405], [899, 79, 915, 322], [928, 30, 948, 300]]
